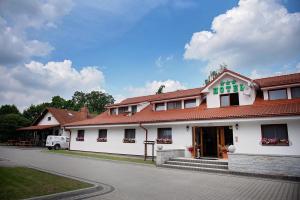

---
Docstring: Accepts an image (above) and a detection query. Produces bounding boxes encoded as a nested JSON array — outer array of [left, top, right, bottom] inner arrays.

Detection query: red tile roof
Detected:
[[17, 124, 60, 131], [108, 87, 202, 107], [65, 70, 300, 127], [254, 72, 300, 88], [32, 107, 92, 126], [65, 98, 300, 127]]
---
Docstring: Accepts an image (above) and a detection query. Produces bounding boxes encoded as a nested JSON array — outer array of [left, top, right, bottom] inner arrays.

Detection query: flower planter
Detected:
[[123, 138, 135, 143], [156, 138, 172, 144], [97, 138, 107, 142], [261, 138, 289, 146], [76, 137, 84, 141]]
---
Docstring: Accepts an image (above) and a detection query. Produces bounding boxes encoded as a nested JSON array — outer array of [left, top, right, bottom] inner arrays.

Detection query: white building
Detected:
[[65, 69, 300, 177], [18, 107, 91, 146]]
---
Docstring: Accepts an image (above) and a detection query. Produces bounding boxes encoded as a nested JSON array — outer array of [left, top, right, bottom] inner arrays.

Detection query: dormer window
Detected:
[[268, 89, 287, 100], [131, 105, 137, 114], [167, 101, 182, 110], [110, 108, 117, 115], [220, 93, 239, 107], [291, 87, 300, 99], [184, 99, 196, 108], [155, 103, 165, 111], [119, 106, 129, 114]]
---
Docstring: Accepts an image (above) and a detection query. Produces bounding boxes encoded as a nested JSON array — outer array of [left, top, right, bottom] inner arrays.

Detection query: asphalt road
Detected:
[[0, 146, 299, 200]]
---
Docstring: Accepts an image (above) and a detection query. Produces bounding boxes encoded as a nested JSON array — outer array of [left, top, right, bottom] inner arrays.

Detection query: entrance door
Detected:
[[202, 127, 218, 157], [193, 126, 233, 159]]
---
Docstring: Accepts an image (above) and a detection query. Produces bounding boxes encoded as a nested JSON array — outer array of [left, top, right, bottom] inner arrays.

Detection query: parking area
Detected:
[[0, 146, 299, 200]]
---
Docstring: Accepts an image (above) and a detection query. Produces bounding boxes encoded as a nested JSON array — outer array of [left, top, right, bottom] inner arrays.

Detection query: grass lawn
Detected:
[[47, 150, 155, 165], [0, 167, 92, 200]]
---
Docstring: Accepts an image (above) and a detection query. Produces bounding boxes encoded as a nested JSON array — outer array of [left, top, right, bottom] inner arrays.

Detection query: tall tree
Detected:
[[71, 91, 87, 111], [85, 91, 114, 113], [22, 103, 50, 123], [156, 85, 165, 94], [204, 64, 228, 85], [0, 113, 31, 142], [0, 105, 20, 115], [50, 96, 67, 109]]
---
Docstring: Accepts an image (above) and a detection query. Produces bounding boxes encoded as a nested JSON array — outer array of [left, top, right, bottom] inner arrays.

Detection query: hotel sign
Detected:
[[213, 79, 245, 95]]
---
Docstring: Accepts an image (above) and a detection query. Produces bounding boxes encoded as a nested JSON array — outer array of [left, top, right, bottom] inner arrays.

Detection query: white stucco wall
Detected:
[[206, 75, 256, 108], [69, 124, 192, 156], [38, 112, 60, 125], [69, 117, 300, 157], [233, 118, 300, 155]]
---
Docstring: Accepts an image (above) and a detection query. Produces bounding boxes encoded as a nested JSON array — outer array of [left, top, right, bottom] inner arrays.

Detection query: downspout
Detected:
[[139, 123, 148, 141], [139, 123, 148, 161], [67, 129, 71, 150]]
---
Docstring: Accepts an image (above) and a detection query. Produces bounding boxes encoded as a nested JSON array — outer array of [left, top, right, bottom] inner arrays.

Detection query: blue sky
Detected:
[[0, 0, 300, 109], [36, 0, 239, 90]]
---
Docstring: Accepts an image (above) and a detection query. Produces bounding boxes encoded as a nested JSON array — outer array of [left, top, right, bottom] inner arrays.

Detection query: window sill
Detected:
[[76, 138, 84, 142], [262, 144, 289, 146]]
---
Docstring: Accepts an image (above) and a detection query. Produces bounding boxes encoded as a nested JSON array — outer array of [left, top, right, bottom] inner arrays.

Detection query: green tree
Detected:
[[71, 91, 87, 111], [156, 85, 165, 94], [0, 114, 31, 142], [86, 91, 115, 113], [50, 96, 67, 109], [0, 105, 20, 115], [22, 103, 50, 123], [204, 64, 228, 85]]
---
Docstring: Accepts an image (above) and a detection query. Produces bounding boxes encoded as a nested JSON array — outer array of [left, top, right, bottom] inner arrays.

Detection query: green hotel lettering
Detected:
[[213, 79, 244, 95]]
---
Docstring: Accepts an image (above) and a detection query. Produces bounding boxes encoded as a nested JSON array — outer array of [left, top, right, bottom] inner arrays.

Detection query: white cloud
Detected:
[[0, 0, 73, 65], [0, 60, 105, 110], [184, 0, 300, 72], [155, 55, 174, 69], [125, 80, 186, 97]]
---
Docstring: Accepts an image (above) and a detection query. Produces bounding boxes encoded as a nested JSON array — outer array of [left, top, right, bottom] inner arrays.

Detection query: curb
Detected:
[[24, 166, 115, 200], [44, 150, 155, 167]]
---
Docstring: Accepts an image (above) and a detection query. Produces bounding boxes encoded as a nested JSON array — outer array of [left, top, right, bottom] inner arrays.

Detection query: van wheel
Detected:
[[48, 147, 52, 150], [54, 144, 60, 150]]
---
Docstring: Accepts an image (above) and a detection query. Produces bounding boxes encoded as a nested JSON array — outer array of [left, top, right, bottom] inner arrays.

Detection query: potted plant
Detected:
[[97, 137, 107, 142]]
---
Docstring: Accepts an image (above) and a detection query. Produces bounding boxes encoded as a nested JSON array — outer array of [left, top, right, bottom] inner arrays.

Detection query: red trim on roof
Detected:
[[107, 88, 202, 107], [65, 98, 300, 127], [254, 72, 300, 88], [201, 69, 253, 92], [17, 124, 60, 131]]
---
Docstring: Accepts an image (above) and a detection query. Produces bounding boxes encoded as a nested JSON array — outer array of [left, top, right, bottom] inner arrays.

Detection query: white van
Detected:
[[46, 135, 69, 150]]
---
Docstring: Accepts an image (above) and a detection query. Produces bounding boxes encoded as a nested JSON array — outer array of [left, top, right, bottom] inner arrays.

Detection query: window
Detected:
[[124, 129, 135, 143], [261, 124, 289, 146], [155, 103, 165, 111], [167, 101, 182, 110], [97, 129, 107, 142], [119, 106, 129, 114], [220, 93, 239, 107], [184, 99, 196, 108], [48, 116, 51, 121], [157, 128, 172, 144], [131, 105, 137, 114], [291, 87, 300, 99], [110, 108, 117, 115], [76, 130, 84, 141], [268, 89, 287, 100]]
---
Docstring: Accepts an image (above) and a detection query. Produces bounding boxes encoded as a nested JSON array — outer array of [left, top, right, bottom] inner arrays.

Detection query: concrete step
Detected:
[[170, 157, 228, 166], [161, 163, 229, 174], [165, 160, 228, 170]]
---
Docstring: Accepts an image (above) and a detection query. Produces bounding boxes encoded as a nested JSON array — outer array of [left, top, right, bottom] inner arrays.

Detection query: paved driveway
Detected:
[[0, 146, 299, 200]]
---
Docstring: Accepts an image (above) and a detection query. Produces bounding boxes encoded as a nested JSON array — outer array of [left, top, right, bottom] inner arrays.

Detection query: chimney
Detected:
[[80, 106, 89, 119]]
